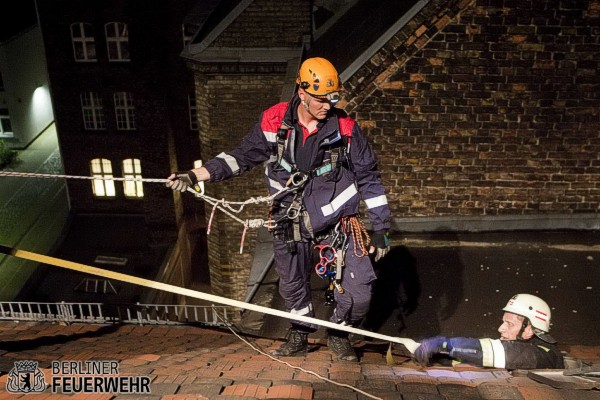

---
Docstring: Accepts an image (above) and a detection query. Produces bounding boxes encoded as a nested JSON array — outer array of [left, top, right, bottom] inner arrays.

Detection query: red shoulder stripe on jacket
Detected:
[[336, 110, 355, 137], [260, 102, 287, 132]]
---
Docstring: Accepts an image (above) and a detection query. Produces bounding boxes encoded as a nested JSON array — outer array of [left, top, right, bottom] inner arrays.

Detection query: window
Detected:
[[182, 23, 198, 47], [193, 160, 205, 194], [91, 158, 116, 197], [188, 94, 198, 130], [105, 22, 130, 61], [0, 71, 4, 91], [71, 23, 97, 62], [0, 109, 13, 137], [122, 158, 143, 198], [80, 92, 106, 130], [114, 92, 136, 130]]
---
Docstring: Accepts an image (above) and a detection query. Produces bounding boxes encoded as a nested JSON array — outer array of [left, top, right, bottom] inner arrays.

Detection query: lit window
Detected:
[[122, 158, 143, 198], [188, 94, 198, 130], [114, 92, 136, 130], [91, 158, 116, 197], [71, 22, 97, 62], [105, 22, 130, 61], [193, 160, 205, 194], [80, 92, 105, 130]]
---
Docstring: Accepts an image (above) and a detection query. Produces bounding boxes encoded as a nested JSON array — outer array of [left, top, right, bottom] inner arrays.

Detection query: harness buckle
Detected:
[[287, 171, 309, 189]]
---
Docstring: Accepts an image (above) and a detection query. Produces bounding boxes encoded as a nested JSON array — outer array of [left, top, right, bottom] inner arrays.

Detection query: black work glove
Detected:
[[166, 171, 198, 192], [369, 230, 390, 262], [414, 336, 449, 366]]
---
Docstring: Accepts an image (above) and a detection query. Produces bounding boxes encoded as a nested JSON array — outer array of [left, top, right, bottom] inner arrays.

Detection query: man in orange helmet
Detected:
[[167, 57, 391, 361]]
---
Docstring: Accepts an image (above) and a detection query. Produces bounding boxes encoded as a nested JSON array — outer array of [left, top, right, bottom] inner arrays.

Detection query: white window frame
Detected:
[[0, 115, 13, 138], [114, 92, 136, 130], [122, 158, 143, 198], [91, 158, 116, 197], [71, 22, 97, 62], [188, 94, 198, 130], [105, 22, 130, 62], [80, 92, 106, 130]]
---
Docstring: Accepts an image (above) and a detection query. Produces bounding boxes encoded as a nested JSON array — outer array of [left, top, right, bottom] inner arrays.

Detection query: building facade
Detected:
[[184, 0, 599, 301]]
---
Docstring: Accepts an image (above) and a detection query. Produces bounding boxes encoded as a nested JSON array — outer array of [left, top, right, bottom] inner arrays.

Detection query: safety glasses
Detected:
[[310, 91, 340, 105]]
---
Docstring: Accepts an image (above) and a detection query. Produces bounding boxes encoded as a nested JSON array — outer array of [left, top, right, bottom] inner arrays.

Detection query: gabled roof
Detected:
[[187, 0, 253, 54], [307, 0, 428, 81]]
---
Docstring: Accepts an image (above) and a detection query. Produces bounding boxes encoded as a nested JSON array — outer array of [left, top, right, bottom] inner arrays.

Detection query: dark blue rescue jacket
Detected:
[[204, 95, 391, 235]]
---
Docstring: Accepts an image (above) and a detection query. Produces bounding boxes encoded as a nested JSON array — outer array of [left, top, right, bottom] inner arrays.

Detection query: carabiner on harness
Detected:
[[287, 171, 309, 189]]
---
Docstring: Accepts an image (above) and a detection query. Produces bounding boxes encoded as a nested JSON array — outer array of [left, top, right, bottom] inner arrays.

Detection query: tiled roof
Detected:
[[0, 321, 598, 399]]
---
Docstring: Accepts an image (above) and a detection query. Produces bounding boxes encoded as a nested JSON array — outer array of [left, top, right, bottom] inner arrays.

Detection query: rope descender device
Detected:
[[314, 244, 337, 277]]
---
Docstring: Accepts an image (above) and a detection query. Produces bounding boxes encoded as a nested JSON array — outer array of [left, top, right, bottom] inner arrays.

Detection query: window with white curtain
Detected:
[[71, 22, 97, 62], [91, 158, 115, 197], [105, 22, 130, 61], [122, 158, 143, 198]]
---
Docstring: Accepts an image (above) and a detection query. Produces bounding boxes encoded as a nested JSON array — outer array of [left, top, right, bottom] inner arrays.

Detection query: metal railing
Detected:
[[0, 301, 232, 327]]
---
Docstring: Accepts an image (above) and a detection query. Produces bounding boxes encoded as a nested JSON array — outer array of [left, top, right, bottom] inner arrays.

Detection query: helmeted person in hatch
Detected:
[[166, 57, 392, 361], [415, 294, 564, 369]]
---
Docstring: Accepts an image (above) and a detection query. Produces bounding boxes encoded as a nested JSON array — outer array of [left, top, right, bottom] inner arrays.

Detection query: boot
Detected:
[[328, 330, 358, 361], [270, 329, 308, 357]]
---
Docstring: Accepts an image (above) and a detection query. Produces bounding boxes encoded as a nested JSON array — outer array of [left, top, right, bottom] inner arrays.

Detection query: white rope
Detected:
[[0, 170, 289, 232], [214, 309, 383, 400], [0, 170, 167, 183], [1, 247, 421, 354]]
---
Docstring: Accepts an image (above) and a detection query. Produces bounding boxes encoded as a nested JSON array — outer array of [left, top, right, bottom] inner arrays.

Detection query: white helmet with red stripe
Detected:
[[503, 293, 551, 332]]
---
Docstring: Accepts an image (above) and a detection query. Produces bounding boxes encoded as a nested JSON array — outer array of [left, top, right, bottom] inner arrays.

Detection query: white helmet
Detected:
[[503, 293, 551, 331]]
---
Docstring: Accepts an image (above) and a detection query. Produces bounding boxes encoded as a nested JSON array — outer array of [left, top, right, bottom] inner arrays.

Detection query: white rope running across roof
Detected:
[[0, 170, 291, 253], [0, 245, 420, 356]]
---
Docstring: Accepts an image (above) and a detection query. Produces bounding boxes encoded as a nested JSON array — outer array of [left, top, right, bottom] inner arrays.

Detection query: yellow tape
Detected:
[[6, 247, 420, 354]]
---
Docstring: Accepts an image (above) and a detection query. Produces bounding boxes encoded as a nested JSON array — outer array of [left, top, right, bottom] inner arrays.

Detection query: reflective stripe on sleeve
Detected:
[[217, 152, 240, 175], [364, 194, 388, 209], [480, 338, 506, 368], [263, 130, 277, 143], [268, 178, 285, 192], [321, 184, 358, 217]]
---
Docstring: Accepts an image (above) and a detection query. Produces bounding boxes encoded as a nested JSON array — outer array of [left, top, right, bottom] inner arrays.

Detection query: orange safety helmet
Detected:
[[296, 57, 341, 103]]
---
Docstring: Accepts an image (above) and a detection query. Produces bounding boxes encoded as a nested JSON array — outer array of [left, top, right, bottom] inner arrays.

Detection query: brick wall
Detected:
[[187, 0, 311, 300], [211, 0, 311, 48], [191, 65, 287, 300], [344, 0, 600, 218]]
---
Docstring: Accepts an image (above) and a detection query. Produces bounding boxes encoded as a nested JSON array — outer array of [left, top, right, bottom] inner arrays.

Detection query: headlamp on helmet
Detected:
[[297, 57, 341, 104]]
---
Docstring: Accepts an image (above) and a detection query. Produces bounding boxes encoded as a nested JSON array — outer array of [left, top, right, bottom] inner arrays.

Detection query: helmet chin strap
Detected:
[[517, 318, 530, 340], [302, 97, 321, 120]]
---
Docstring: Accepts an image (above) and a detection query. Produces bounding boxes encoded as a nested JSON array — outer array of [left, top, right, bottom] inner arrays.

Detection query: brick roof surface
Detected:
[[0, 321, 599, 399]]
